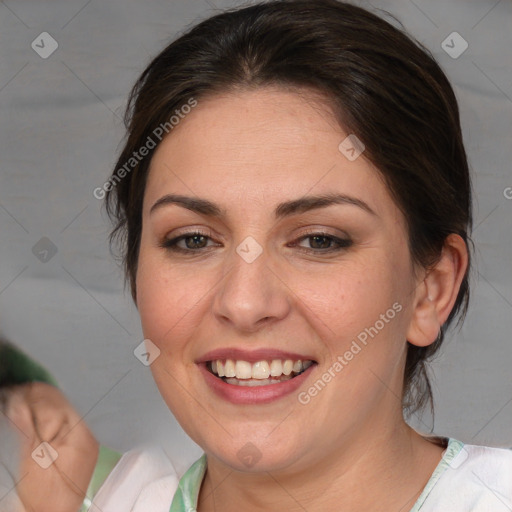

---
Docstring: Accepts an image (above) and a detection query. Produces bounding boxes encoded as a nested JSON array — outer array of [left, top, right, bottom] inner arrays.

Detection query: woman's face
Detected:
[[136, 87, 425, 473]]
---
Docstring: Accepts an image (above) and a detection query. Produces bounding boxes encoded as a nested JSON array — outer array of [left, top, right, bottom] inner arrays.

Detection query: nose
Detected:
[[212, 244, 291, 334]]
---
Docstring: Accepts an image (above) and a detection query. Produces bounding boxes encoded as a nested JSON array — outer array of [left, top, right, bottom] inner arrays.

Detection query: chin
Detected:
[[199, 428, 308, 474]]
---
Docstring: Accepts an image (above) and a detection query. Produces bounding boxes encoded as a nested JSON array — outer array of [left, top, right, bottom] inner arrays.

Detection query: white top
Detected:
[[88, 438, 512, 511], [411, 439, 512, 511], [2, 437, 510, 511], [90, 445, 179, 512]]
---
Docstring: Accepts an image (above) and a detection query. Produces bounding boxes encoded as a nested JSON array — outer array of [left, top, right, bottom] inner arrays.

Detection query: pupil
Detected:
[[186, 235, 206, 249], [311, 236, 330, 249]]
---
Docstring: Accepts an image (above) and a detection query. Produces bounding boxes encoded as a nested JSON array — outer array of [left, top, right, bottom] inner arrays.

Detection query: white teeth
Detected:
[[209, 358, 313, 380], [252, 361, 270, 379], [224, 359, 236, 378], [235, 360, 252, 379], [269, 360, 283, 377], [283, 360, 293, 376]]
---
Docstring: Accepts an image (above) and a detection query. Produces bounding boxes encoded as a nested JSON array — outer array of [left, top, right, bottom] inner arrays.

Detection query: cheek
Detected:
[[303, 255, 412, 376], [136, 263, 177, 344], [302, 261, 403, 334], [135, 249, 209, 351]]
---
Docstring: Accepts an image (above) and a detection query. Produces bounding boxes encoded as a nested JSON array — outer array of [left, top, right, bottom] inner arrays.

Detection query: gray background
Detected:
[[0, 0, 510, 473]]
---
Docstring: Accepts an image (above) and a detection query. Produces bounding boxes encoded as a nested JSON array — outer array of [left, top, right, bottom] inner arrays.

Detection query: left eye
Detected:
[[293, 233, 352, 252]]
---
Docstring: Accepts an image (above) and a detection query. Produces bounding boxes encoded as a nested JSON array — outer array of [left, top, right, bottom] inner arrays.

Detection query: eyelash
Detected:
[[160, 229, 353, 255]]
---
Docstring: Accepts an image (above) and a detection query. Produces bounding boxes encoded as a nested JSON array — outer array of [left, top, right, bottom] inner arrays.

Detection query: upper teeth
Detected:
[[210, 359, 313, 379]]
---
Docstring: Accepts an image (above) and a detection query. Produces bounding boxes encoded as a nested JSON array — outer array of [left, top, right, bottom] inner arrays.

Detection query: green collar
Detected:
[[80, 445, 123, 512], [409, 438, 465, 511], [169, 454, 207, 512]]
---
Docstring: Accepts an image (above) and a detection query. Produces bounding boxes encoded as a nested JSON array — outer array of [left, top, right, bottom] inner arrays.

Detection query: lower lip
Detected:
[[198, 363, 316, 404]]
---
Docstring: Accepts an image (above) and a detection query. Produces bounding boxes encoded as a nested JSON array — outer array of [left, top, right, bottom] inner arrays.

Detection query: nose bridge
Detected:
[[213, 239, 290, 331]]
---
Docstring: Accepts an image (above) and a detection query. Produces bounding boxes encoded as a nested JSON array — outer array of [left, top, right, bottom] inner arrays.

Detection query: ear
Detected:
[[407, 234, 468, 347]]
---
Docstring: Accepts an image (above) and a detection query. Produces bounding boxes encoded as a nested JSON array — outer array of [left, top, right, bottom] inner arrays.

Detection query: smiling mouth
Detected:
[[207, 358, 315, 387]]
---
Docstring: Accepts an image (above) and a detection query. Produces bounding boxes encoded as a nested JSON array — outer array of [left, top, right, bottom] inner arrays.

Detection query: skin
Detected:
[[4, 383, 99, 512], [135, 87, 468, 511]]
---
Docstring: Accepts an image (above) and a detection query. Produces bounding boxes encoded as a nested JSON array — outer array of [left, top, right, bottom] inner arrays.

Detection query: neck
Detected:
[[198, 405, 444, 512]]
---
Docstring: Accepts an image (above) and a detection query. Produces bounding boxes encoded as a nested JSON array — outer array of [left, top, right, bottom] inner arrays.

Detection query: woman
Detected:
[[102, 0, 512, 510]]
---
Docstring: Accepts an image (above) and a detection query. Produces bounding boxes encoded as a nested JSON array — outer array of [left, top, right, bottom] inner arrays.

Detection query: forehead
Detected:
[[143, 87, 395, 221]]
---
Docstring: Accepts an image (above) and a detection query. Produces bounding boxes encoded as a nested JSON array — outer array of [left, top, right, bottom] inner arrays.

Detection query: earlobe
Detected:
[[407, 234, 468, 348], [406, 288, 440, 347]]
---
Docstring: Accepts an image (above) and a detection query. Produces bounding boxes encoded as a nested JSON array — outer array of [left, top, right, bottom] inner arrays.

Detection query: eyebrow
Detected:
[[149, 192, 377, 219]]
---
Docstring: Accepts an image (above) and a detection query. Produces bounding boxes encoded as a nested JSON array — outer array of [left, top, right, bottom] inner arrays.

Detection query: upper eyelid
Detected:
[[165, 226, 219, 240], [165, 223, 350, 238]]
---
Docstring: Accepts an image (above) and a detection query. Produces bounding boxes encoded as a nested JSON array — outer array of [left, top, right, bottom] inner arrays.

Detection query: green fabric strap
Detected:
[[0, 342, 58, 387], [409, 438, 465, 511], [80, 445, 123, 512], [169, 454, 207, 512]]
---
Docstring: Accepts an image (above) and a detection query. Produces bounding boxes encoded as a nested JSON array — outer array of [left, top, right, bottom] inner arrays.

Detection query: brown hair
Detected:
[[105, 0, 472, 416]]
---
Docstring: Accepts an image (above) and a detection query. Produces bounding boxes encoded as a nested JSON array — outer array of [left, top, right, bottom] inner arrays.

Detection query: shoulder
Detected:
[[420, 439, 512, 512], [462, 441, 512, 465], [452, 441, 512, 488], [91, 445, 180, 512]]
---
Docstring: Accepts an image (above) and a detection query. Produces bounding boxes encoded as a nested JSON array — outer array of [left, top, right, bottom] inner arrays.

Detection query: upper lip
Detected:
[[196, 348, 316, 364]]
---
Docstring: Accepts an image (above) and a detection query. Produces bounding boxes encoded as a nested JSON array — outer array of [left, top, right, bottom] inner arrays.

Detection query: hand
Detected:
[[5, 383, 99, 512]]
